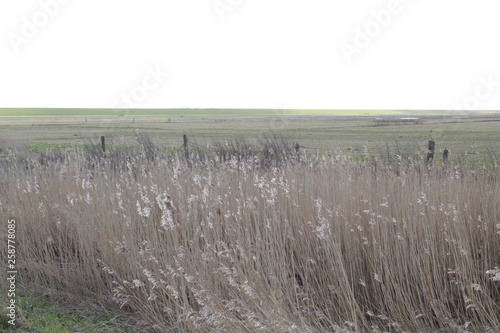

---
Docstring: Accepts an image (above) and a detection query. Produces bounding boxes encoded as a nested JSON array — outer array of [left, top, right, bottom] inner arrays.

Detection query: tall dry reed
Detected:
[[0, 143, 499, 332]]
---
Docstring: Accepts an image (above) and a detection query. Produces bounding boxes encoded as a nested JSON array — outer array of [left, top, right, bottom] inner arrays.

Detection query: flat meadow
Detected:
[[0, 110, 499, 332]]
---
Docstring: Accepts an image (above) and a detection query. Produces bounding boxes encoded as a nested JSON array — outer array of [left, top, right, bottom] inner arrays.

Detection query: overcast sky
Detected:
[[1, 0, 499, 110]]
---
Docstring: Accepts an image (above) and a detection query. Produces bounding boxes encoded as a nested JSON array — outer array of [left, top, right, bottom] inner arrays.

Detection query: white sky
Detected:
[[1, 0, 499, 110]]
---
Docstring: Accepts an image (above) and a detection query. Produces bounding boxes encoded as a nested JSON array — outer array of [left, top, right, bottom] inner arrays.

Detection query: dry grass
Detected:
[[0, 140, 499, 332]]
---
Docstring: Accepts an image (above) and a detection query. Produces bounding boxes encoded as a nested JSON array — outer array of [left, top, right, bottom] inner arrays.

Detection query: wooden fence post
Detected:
[[183, 134, 190, 167], [426, 140, 435, 166], [101, 136, 106, 153]]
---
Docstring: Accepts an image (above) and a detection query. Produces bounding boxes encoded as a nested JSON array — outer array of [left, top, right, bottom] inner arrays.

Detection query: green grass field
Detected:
[[0, 295, 149, 332], [1, 108, 499, 167], [0, 108, 400, 117], [2, 108, 495, 117]]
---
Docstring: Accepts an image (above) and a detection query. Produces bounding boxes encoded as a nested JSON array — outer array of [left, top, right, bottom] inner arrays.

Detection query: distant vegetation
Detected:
[[3, 107, 498, 117], [1, 111, 499, 167]]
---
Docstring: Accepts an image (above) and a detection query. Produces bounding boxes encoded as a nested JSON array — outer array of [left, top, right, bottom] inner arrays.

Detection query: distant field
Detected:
[[1, 108, 499, 117], [0, 108, 479, 117], [0, 109, 499, 168], [0, 108, 402, 117]]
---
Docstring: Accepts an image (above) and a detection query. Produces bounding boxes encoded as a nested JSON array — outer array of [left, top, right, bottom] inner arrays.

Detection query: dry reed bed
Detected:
[[1, 151, 499, 332]]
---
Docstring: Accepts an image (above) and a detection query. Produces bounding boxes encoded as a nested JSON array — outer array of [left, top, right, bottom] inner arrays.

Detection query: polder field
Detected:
[[0, 108, 499, 167]]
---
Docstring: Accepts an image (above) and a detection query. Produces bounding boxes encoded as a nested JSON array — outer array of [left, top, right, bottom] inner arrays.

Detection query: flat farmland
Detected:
[[1, 109, 499, 165], [0, 108, 405, 117]]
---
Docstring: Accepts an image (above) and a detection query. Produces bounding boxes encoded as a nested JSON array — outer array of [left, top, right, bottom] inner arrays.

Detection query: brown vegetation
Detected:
[[1, 138, 499, 332]]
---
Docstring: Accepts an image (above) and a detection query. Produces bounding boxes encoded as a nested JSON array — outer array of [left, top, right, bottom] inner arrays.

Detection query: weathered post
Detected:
[[101, 136, 106, 153], [426, 140, 435, 166], [183, 134, 190, 167], [443, 148, 449, 165], [294, 142, 300, 161]]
